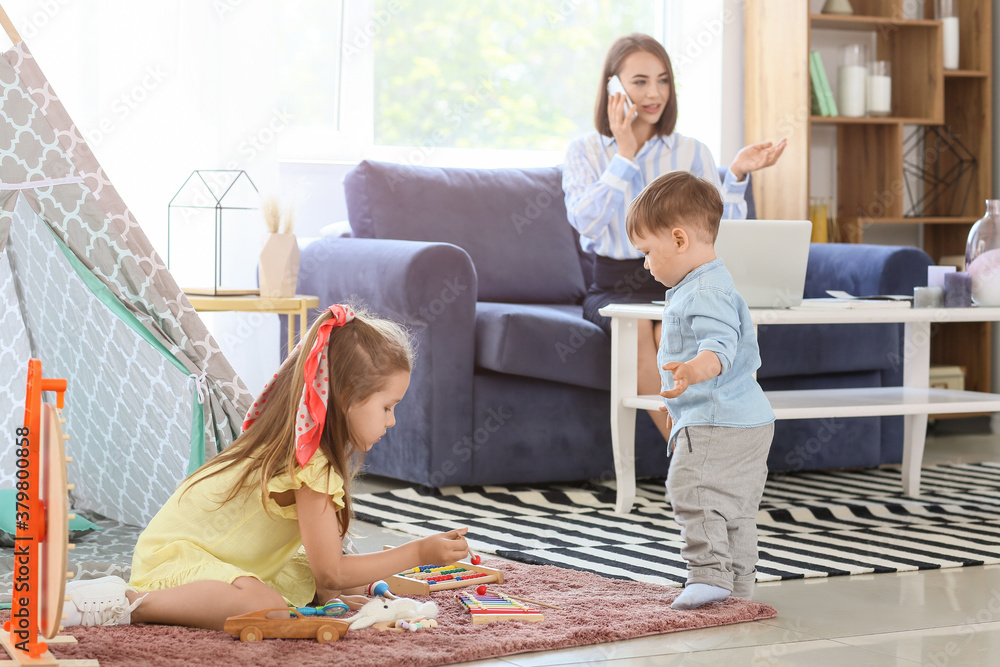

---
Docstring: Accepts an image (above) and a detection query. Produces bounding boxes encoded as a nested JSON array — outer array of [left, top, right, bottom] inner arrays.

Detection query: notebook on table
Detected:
[[713, 219, 812, 308]]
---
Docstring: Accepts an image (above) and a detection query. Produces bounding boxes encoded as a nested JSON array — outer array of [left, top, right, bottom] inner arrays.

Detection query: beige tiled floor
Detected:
[[352, 424, 1000, 666]]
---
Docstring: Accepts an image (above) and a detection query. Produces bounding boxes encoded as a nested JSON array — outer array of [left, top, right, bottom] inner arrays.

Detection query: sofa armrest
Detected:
[[299, 236, 477, 321], [298, 236, 478, 485], [804, 243, 933, 298]]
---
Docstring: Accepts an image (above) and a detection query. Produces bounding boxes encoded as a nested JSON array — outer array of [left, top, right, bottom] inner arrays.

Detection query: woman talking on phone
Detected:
[[562, 33, 786, 442]]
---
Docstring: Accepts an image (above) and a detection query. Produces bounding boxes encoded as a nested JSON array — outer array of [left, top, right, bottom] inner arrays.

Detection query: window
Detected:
[[371, 1, 661, 152], [276, 1, 732, 166], [275, 1, 345, 131]]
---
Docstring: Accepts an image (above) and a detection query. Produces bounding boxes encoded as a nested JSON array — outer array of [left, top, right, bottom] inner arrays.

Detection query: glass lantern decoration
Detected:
[[966, 200, 1000, 306], [168, 170, 262, 296]]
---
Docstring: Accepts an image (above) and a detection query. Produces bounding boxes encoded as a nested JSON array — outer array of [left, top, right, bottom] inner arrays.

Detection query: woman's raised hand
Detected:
[[417, 527, 470, 566], [608, 92, 638, 160], [730, 137, 788, 182]]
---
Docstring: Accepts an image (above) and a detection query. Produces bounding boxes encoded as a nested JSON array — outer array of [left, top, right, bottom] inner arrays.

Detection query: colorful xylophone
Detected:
[[386, 560, 504, 595], [455, 590, 545, 625]]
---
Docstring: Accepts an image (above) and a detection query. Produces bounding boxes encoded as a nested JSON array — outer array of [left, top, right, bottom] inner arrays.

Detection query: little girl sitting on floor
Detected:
[[62, 304, 469, 630]]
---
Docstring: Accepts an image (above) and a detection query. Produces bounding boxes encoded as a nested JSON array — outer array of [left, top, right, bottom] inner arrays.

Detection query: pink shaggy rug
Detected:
[[5, 560, 777, 667]]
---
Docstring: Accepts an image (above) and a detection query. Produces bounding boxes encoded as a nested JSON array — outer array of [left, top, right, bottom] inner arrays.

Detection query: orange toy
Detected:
[[1, 360, 93, 666]]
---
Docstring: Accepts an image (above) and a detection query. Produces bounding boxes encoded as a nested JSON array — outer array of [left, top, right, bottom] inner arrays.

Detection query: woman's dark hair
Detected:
[[594, 33, 677, 138]]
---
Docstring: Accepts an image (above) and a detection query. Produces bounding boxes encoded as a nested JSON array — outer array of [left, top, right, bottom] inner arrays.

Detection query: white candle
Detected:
[[866, 74, 891, 116], [941, 16, 959, 69], [838, 65, 866, 117], [928, 265, 956, 290]]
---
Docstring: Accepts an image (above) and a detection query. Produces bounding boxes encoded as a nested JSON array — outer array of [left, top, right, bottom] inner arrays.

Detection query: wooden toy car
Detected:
[[224, 608, 352, 642]]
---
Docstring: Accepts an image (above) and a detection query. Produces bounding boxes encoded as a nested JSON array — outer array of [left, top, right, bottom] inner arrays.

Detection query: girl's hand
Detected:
[[417, 527, 469, 565], [608, 91, 638, 160], [730, 137, 788, 181]]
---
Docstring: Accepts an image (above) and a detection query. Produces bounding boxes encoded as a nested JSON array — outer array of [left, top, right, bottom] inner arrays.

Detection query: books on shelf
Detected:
[[808, 51, 838, 117], [810, 75, 825, 116], [809, 50, 827, 116]]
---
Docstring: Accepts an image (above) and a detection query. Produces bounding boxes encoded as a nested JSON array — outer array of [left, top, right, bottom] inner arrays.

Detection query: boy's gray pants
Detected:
[[667, 422, 774, 598]]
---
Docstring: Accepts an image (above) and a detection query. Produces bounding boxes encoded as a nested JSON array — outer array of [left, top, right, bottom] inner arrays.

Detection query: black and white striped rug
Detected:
[[354, 463, 1000, 587]]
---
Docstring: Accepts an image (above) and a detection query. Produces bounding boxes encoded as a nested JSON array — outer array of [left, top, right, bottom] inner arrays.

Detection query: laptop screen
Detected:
[[713, 219, 812, 308]]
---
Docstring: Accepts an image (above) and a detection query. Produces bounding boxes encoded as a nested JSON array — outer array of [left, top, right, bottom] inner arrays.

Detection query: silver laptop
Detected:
[[714, 219, 812, 308]]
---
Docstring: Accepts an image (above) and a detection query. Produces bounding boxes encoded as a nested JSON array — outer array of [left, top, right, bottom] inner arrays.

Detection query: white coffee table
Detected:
[[599, 303, 1000, 513]]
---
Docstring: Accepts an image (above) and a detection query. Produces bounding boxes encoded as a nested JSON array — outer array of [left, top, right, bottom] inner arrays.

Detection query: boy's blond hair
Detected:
[[626, 171, 724, 244]]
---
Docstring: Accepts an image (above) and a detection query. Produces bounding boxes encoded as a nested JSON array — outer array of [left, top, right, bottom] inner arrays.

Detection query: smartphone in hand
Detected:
[[607, 75, 636, 120]]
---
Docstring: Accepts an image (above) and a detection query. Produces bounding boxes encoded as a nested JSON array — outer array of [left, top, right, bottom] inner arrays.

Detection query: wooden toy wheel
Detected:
[[316, 625, 338, 643], [240, 626, 262, 642], [38, 403, 69, 639]]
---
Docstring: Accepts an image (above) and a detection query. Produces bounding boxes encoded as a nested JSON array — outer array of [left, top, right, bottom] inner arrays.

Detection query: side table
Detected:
[[599, 302, 1000, 513], [184, 294, 320, 354]]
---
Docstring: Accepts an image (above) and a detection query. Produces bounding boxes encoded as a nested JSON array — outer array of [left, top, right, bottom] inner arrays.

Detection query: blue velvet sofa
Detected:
[[296, 159, 932, 487]]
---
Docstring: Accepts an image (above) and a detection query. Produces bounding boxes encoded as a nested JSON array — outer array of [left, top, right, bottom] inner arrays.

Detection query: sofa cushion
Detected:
[[475, 302, 610, 391], [344, 160, 586, 305], [757, 322, 901, 379]]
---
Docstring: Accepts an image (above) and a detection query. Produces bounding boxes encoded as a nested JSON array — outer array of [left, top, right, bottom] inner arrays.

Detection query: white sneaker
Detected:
[[63, 575, 145, 627]]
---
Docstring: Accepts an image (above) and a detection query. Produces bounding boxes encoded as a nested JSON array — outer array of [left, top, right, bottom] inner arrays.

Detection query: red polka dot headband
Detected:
[[242, 304, 355, 467]]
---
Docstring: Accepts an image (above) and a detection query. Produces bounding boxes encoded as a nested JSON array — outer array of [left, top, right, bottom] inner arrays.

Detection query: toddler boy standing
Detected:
[[626, 171, 775, 610]]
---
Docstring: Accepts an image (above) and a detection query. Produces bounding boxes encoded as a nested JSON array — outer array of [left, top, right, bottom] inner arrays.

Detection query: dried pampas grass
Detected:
[[262, 195, 281, 234], [262, 195, 295, 234]]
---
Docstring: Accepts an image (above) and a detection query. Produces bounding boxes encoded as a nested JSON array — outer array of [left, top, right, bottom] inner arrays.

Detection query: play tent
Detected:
[[0, 19, 251, 526]]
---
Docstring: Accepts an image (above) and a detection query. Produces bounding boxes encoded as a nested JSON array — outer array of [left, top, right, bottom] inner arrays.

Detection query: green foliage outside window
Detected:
[[373, 1, 658, 150]]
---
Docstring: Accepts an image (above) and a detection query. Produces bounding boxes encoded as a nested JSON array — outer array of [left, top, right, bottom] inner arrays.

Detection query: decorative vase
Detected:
[[966, 200, 1000, 306], [258, 233, 300, 298], [822, 0, 853, 14]]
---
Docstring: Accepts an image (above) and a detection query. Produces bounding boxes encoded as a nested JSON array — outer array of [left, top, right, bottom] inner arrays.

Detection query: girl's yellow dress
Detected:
[[129, 451, 343, 607]]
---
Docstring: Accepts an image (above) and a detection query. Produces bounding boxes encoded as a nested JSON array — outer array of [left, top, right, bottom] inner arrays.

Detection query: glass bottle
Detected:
[[966, 200, 1000, 306]]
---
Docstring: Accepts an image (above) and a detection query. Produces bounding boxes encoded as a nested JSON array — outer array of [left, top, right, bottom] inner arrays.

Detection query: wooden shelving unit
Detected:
[[745, 0, 993, 399]]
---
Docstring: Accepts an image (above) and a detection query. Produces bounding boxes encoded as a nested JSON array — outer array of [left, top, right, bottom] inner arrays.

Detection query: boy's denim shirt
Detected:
[[657, 257, 775, 450]]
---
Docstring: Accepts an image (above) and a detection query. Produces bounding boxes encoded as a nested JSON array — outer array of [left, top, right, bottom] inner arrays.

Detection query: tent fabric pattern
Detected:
[[1, 197, 192, 526], [0, 42, 252, 526]]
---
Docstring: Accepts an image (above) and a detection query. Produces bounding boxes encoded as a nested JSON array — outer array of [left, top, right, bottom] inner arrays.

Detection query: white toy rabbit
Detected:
[[347, 597, 438, 631]]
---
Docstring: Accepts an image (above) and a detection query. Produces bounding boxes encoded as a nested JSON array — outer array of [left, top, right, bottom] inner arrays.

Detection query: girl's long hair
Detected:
[[185, 307, 413, 537], [594, 33, 678, 138]]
